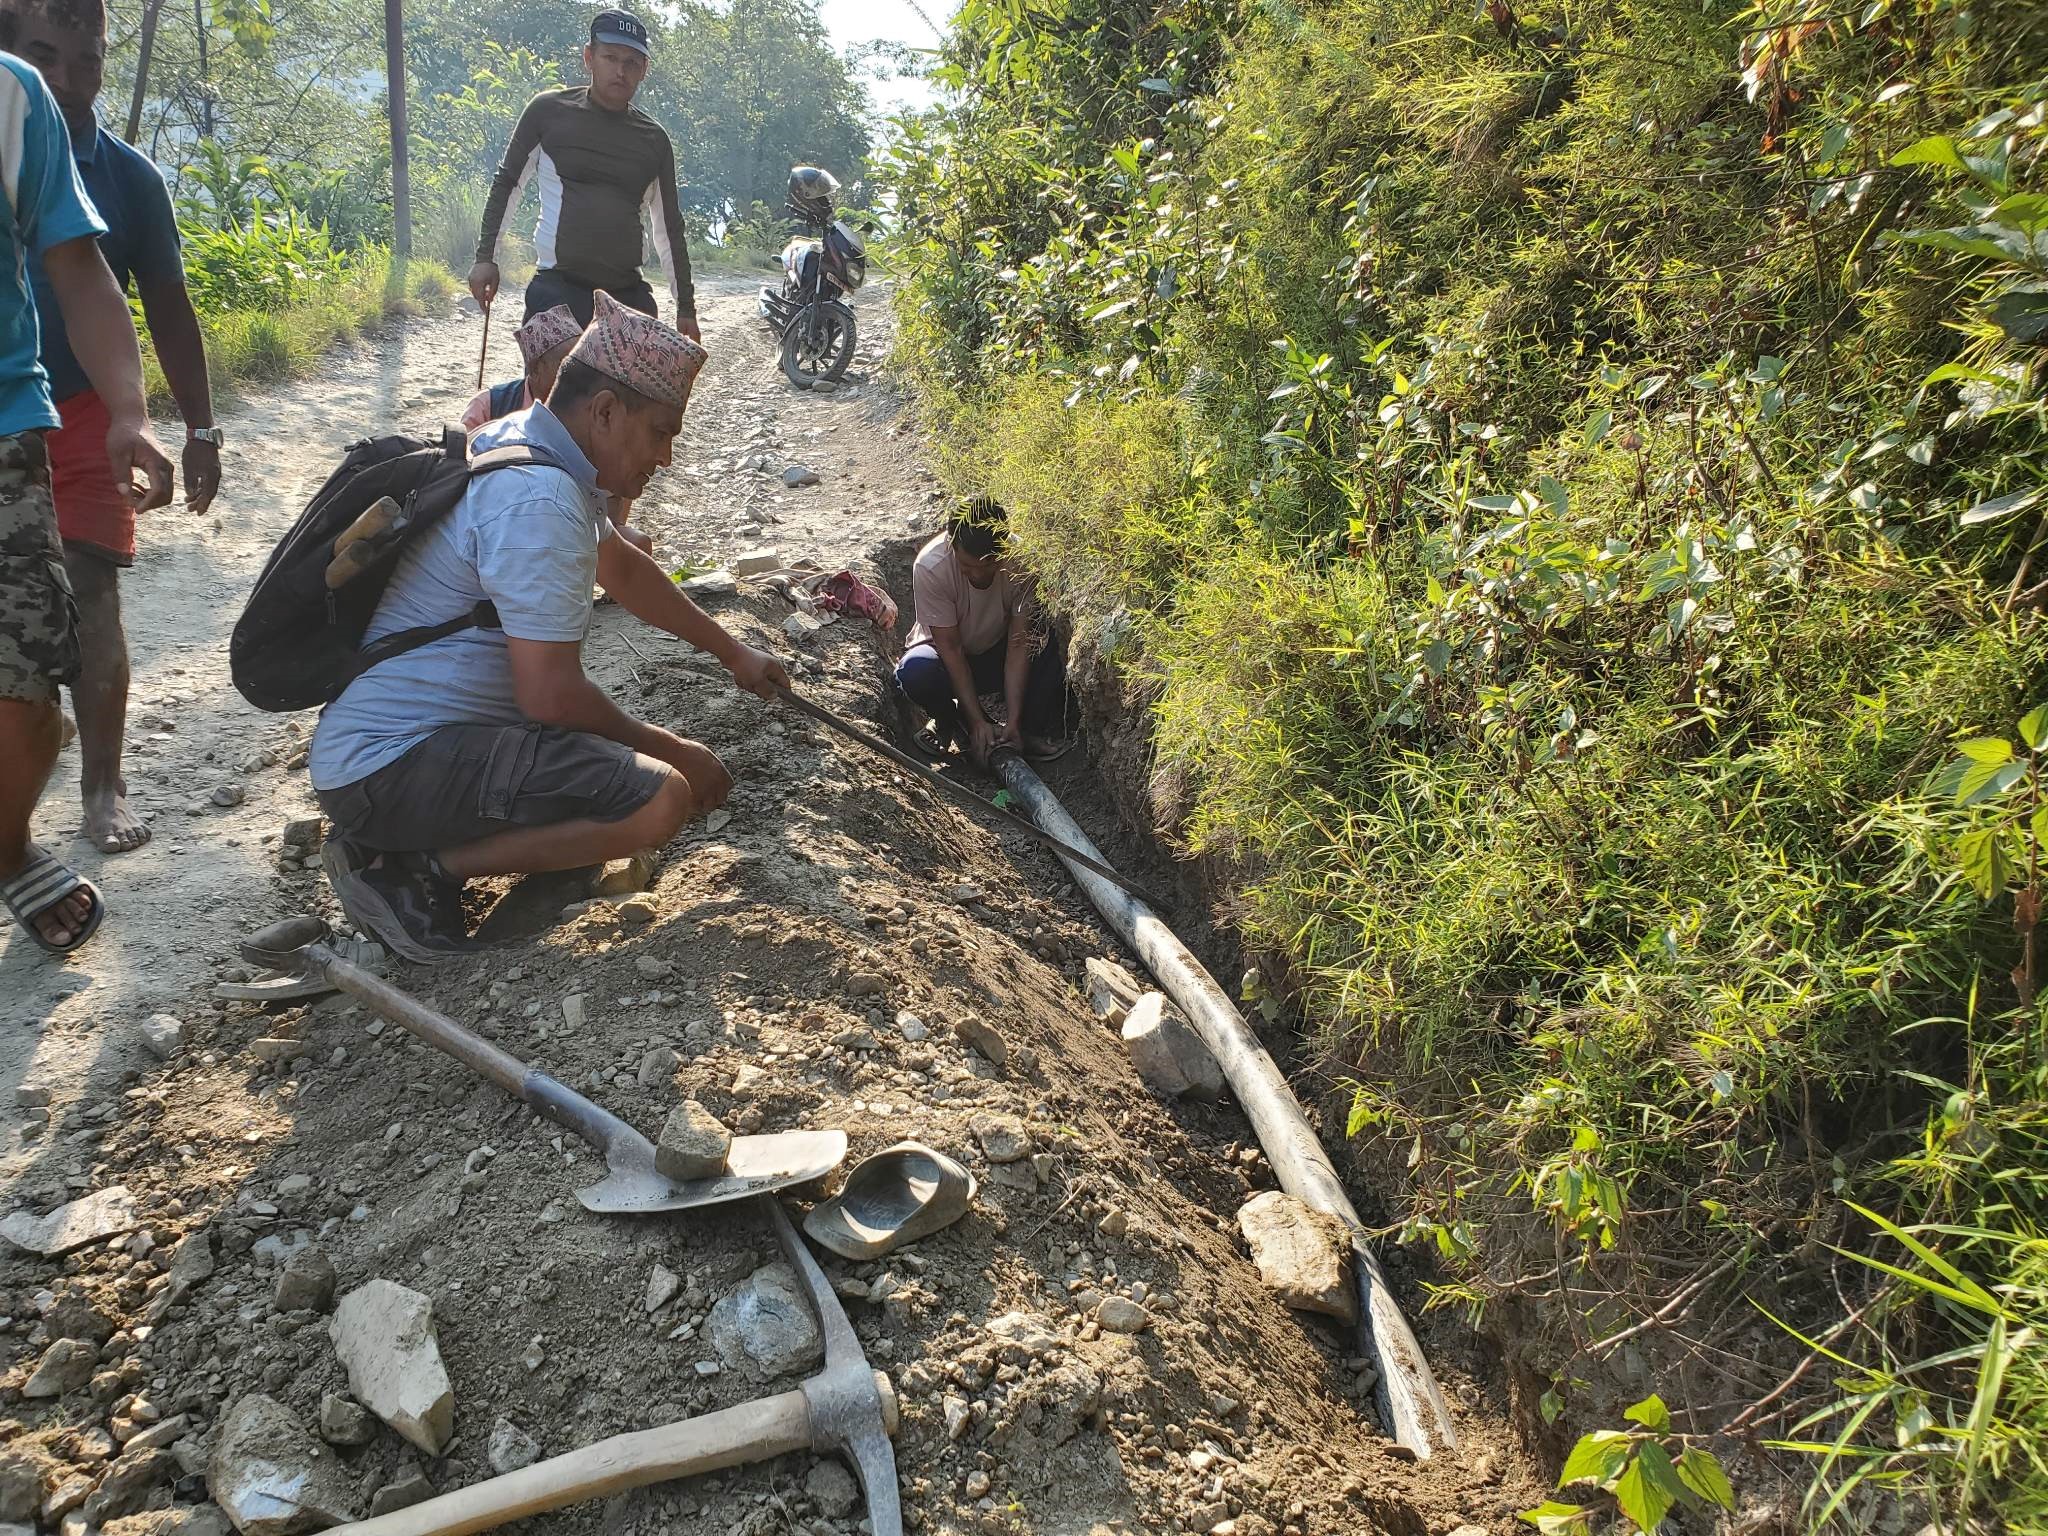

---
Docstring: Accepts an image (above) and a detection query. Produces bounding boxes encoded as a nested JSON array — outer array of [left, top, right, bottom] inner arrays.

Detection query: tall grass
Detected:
[[140, 245, 456, 409]]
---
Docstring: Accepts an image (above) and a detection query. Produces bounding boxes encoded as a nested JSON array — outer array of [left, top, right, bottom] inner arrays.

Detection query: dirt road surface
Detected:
[[0, 279, 1530, 1534]]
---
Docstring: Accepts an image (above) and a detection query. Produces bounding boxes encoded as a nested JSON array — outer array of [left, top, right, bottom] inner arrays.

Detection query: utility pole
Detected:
[[384, 0, 411, 258]]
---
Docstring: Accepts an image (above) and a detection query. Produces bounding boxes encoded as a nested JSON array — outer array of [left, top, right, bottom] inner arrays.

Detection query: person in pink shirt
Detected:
[[462, 302, 650, 553]]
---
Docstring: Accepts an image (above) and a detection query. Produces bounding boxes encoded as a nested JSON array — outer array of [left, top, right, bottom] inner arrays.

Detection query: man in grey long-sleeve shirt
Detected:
[[467, 9, 699, 341]]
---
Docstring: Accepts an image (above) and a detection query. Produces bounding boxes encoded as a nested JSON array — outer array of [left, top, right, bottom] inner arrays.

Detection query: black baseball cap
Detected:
[[590, 9, 650, 55]]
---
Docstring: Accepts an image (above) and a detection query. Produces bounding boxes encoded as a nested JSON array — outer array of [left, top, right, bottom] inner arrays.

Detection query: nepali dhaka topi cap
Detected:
[[565, 288, 708, 411], [514, 305, 582, 370]]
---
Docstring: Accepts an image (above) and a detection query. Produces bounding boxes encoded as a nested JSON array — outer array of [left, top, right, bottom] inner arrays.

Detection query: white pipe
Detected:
[[997, 756, 1458, 1461]]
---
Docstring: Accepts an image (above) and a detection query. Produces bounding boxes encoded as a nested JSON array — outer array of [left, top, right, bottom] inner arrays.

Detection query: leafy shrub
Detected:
[[883, 0, 2048, 1523]]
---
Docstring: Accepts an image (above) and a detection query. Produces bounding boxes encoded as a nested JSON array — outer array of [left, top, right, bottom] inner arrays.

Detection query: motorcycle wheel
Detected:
[[780, 303, 856, 389]]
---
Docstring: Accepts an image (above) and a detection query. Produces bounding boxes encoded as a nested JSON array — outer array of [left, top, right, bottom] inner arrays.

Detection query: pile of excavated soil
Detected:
[[0, 594, 1537, 1534]]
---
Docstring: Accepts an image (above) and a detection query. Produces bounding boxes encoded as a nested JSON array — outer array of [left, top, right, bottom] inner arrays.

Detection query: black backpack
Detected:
[[230, 428, 562, 712]]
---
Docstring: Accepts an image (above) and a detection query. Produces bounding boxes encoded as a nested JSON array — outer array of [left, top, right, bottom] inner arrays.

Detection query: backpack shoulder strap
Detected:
[[467, 444, 565, 476]]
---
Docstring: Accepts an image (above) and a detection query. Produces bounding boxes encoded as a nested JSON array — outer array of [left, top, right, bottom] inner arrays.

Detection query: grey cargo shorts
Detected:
[[0, 431, 81, 704], [317, 722, 670, 854]]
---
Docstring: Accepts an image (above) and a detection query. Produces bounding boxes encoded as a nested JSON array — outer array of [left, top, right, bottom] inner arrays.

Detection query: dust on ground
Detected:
[[0, 279, 1535, 1534]]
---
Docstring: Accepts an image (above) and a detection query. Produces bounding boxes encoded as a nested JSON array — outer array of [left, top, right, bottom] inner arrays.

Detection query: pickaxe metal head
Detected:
[[765, 1196, 904, 1536]]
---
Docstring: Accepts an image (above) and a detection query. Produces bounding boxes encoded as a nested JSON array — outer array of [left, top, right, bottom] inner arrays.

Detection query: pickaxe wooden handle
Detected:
[[328, 1370, 897, 1536]]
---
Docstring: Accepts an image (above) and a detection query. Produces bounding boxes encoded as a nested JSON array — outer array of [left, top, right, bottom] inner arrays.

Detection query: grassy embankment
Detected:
[[140, 247, 459, 411], [884, 0, 2048, 1524]]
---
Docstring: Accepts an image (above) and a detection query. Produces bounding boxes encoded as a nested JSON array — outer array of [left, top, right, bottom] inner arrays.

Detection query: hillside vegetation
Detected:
[[881, 0, 2048, 1525]]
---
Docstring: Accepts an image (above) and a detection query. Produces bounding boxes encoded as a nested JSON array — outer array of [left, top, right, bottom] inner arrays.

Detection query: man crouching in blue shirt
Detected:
[[308, 291, 787, 963]]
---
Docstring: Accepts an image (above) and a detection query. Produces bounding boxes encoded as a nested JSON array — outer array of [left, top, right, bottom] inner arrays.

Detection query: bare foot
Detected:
[[30, 888, 95, 947], [83, 777, 151, 854]]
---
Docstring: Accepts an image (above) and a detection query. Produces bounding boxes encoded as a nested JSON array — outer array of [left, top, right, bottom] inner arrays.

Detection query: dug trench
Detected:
[[0, 282, 1535, 1535]]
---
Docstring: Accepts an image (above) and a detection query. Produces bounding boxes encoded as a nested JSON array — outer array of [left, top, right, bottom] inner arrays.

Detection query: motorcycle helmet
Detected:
[[788, 165, 840, 223]]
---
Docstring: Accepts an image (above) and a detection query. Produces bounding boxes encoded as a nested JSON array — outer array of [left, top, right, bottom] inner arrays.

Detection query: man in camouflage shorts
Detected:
[[0, 30, 171, 955], [0, 433, 79, 699]]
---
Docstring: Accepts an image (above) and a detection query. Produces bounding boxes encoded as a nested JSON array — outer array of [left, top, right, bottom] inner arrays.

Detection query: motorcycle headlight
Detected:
[[843, 256, 867, 289]]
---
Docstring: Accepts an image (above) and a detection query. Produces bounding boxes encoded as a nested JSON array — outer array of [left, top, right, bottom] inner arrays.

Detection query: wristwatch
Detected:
[[189, 426, 225, 447]]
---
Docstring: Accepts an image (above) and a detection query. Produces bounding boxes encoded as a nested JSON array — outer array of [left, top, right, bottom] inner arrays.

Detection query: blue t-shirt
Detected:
[[28, 112, 183, 405], [308, 402, 614, 790], [0, 53, 104, 438]]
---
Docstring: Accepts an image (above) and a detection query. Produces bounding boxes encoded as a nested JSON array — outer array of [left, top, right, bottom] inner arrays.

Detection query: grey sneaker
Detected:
[[320, 840, 472, 965]]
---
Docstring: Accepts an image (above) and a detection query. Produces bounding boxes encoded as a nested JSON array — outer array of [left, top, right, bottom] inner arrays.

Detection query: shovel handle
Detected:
[[315, 947, 635, 1153], [330, 1381, 852, 1536]]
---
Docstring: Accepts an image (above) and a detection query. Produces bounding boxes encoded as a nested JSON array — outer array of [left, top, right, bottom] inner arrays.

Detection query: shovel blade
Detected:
[[576, 1129, 848, 1214]]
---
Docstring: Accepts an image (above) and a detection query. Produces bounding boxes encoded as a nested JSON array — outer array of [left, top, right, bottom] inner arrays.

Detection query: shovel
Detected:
[[239, 916, 845, 1214]]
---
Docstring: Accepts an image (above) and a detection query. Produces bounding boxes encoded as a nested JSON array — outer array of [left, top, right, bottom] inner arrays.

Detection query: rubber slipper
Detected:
[[1026, 736, 1080, 764], [802, 1141, 977, 1260], [1, 842, 105, 955]]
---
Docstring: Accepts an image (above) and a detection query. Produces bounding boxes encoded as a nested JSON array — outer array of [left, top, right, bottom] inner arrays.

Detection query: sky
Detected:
[[816, 0, 947, 115]]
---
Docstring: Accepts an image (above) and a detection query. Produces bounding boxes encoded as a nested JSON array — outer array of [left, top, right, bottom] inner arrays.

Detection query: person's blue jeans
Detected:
[[895, 638, 1067, 743]]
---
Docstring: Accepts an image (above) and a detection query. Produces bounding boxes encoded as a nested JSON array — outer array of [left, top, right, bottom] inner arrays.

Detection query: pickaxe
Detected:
[[330, 1196, 901, 1536]]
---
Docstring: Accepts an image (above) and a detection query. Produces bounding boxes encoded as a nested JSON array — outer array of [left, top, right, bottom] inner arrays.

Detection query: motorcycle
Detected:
[[758, 165, 866, 389]]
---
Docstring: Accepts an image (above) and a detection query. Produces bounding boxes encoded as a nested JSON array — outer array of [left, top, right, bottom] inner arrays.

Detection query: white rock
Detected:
[[707, 1264, 822, 1380], [645, 1263, 681, 1314], [1237, 1191, 1357, 1324], [1084, 957, 1146, 1023], [895, 1011, 929, 1043], [486, 1418, 540, 1476], [806, 1460, 857, 1519], [140, 1015, 184, 1059], [328, 1280, 455, 1455], [657, 1101, 731, 1182], [207, 1394, 359, 1535], [970, 1113, 1031, 1164], [734, 546, 782, 576], [680, 568, 737, 596], [560, 994, 587, 1030], [1121, 994, 1226, 1100], [210, 783, 245, 808], [0, 1187, 137, 1255], [1096, 1296, 1151, 1334], [24, 1338, 96, 1397]]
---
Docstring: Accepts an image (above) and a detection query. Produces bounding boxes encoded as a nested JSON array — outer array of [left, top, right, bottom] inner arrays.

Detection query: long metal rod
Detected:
[[775, 687, 1157, 904], [995, 755, 1460, 1461]]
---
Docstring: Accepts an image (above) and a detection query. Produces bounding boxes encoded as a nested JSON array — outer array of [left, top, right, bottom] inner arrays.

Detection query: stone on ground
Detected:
[[368, 1470, 434, 1517], [680, 568, 737, 596], [140, 1014, 184, 1059], [0, 1186, 136, 1255], [1237, 1191, 1358, 1324], [273, 1246, 336, 1314], [970, 1113, 1031, 1164], [953, 1014, 1008, 1068], [317, 1394, 373, 1448], [591, 850, 656, 898], [166, 1232, 214, 1298], [781, 464, 820, 487], [486, 1419, 540, 1475], [644, 1263, 681, 1315], [1121, 994, 1226, 1100], [734, 546, 782, 575], [328, 1279, 455, 1455], [83, 1447, 171, 1523], [24, 1338, 97, 1397], [1096, 1297, 1152, 1334], [707, 1263, 823, 1380], [1084, 957, 1146, 1024], [207, 1394, 359, 1535], [637, 1045, 680, 1088], [655, 1101, 731, 1181], [805, 1460, 857, 1519], [0, 1451, 38, 1521]]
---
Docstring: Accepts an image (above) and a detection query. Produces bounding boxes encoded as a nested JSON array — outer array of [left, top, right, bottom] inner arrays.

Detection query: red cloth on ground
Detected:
[[49, 389, 134, 565]]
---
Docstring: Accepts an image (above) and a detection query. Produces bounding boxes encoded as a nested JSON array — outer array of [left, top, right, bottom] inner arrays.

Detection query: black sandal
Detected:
[[1, 842, 105, 954]]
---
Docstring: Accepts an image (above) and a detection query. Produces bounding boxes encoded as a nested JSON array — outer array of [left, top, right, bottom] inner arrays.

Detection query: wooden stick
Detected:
[[476, 301, 492, 392], [331, 1383, 832, 1536]]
